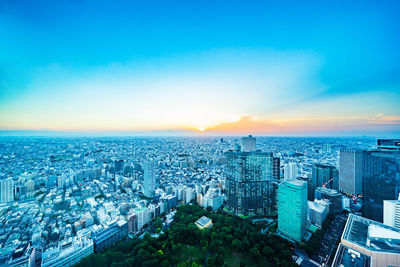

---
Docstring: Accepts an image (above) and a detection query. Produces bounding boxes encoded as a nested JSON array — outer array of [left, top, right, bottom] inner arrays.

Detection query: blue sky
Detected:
[[0, 0, 399, 135]]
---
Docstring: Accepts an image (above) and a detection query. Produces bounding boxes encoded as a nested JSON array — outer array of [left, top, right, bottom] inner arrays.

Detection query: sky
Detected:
[[0, 0, 399, 136]]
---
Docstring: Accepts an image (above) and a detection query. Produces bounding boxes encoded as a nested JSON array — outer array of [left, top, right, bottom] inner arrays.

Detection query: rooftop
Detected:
[[332, 244, 371, 267], [343, 214, 400, 254], [195, 216, 212, 228]]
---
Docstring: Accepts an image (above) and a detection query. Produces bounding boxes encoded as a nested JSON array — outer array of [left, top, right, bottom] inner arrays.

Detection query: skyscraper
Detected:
[[273, 156, 281, 180], [362, 149, 400, 222], [339, 149, 364, 196], [278, 180, 308, 242], [225, 140, 276, 216], [312, 164, 339, 190], [240, 135, 256, 152], [1, 178, 14, 204], [284, 162, 297, 180], [143, 159, 156, 197]]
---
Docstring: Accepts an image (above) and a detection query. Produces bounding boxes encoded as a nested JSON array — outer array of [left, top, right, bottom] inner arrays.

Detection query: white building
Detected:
[[241, 135, 256, 152], [1, 177, 14, 204], [143, 159, 156, 197], [384, 199, 400, 229], [284, 163, 297, 180], [185, 187, 194, 203], [41, 237, 93, 267]]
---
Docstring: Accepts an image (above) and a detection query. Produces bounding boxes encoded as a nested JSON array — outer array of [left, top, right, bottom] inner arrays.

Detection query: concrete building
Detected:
[[284, 163, 297, 180], [339, 149, 363, 196], [240, 135, 256, 152], [308, 200, 329, 228], [278, 180, 308, 242], [143, 159, 156, 197], [315, 187, 342, 214], [383, 199, 400, 229], [1, 178, 14, 204], [92, 220, 128, 253], [41, 237, 93, 267], [334, 214, 400, 267]]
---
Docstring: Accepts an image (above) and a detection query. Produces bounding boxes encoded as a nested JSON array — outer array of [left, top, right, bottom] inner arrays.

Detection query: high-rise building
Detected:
[[284, 162, 297, 180], [312, 164, 339, 190], [143, 159, 156, 197], [383, 199, 400, 229], [225, 140, 276, 216], [339, 149, 364, 196], [1, 178, 14, 204], [362, 149, 400, 222], [240, 135, 256, 152], [273, 157, 281, 180], [315, 187, 342, 214], [278, 180, 308, 242]]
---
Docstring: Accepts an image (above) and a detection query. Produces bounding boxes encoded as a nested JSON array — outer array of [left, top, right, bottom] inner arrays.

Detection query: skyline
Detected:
[[1, 1, 400, 136]]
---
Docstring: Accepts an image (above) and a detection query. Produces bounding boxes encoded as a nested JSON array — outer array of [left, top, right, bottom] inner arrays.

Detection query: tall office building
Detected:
[[143, 159, 156, 197], [284, 162, 297, 180], [339, 149, 364, 196], [1, 178, 14, 204], [240, 135, 256, 152], [225, 140, 276, 215], [278, 180, 308, 242], [384, 199, 400, 229], [312, 164, 339, 190], [273, 157, 281, 180], [362, 149, 400, 222]]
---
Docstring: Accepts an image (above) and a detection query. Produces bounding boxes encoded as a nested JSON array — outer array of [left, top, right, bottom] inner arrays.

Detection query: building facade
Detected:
[[339, 149, 364, 196], [143, 159, 156, 197], [312, 164, 339, 190], [362, 150, 400, 222], [0, 178, 14, 204], [278, 180, 308, 242], [225, 150, 276, 216], [383, 200, 400, 229]]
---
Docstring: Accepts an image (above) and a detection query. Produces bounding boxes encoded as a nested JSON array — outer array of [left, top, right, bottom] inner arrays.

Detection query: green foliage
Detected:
[[74, 205, 296, 267]]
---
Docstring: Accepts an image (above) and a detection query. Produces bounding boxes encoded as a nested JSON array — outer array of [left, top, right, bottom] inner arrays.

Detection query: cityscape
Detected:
[[1, 1, 400, 267]]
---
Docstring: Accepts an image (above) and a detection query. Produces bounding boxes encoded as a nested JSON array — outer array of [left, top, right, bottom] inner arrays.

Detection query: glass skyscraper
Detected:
[[312, 164, 339, 190], [362, 150, 400, 222], [225, 150, 276, 216], [277, 180, 308, 242]]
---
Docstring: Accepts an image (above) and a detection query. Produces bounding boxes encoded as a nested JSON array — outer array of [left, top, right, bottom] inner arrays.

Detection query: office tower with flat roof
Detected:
[[225, 148, 276, 216], [0, 178, 14, 204], [362, 150, 400, 222], [143, 159, 156, 197], [284, 162, 297, 180], [312, 164, 339, 190], [240, 135, 256, 152], [339, 149, 364, 196], [384, 199, 400, 229], [278, 180, 308, 242]]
